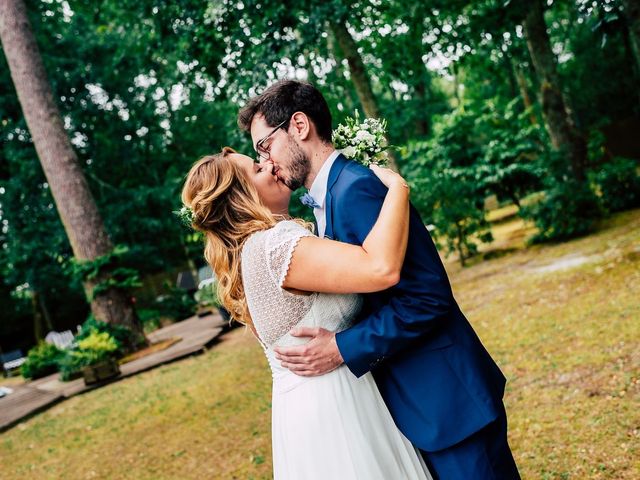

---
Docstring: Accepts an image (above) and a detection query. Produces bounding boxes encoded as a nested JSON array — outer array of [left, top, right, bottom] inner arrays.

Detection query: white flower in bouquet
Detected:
[[332, 110, 390, 167]]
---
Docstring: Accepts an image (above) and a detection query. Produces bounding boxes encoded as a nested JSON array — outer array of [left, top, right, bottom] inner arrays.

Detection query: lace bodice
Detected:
[[241, 220, 362, 349]]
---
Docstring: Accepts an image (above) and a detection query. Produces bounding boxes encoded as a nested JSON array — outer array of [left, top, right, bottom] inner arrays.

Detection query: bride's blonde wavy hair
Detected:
[[180, 147, 277, 328]]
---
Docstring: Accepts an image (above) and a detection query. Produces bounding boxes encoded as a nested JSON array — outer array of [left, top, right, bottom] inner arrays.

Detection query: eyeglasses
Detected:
[[255, 119, 288, 163]]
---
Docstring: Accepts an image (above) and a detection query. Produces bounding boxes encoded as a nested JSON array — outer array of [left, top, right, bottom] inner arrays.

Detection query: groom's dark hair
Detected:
[[238, 80, 333, 144]]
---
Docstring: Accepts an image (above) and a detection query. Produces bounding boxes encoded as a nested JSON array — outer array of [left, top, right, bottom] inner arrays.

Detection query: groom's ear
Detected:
[[290, 111, 311, 141]]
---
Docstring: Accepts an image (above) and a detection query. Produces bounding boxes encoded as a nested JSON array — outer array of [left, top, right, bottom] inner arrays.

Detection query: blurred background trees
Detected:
[[1, 0, 638, 351]]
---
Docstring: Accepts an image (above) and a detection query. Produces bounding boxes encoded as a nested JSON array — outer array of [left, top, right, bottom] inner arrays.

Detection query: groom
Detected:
[[239, 80, 520, 479]]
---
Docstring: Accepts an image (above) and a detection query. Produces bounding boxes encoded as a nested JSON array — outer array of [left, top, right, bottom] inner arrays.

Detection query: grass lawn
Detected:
[[1, 209, 638, 479]]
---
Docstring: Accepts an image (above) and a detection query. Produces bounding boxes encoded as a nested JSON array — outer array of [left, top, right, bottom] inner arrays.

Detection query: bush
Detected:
[[20, 342, 64, 379], [76, 315, 143, 355], [521, 178, 603, 242], [402, 133, 492, 266], [154, 282, 197, 321], [591, 157, 640, 213], [518, 146, 604, 243], [137, 308, 163, 332], [58, 328, 119, 381], [58, 350, 89, 381]]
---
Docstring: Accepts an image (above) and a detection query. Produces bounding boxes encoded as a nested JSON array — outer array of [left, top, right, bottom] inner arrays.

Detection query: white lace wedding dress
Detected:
[[241, 220, 432, 480]]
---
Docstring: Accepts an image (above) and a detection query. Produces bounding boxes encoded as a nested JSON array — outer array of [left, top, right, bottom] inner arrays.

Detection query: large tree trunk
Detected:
[[509, 54, 539, 126], [523, 0, 587, 181], [0, 0, 146, 342], [329, 21, 400, 172], [622, 0, 640, 80], [325, 34, 358, 113]]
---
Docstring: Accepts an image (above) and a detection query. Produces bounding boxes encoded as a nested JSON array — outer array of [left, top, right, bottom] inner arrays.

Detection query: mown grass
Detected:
[[1, 209, 638, 479]]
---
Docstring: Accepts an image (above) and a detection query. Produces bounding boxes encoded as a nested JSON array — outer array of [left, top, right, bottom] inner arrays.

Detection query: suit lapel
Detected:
[[324, 154, 349, 240]]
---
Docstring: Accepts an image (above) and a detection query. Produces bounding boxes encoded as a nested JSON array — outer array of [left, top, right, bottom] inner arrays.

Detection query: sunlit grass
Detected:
[[1, 209, 638, 479]]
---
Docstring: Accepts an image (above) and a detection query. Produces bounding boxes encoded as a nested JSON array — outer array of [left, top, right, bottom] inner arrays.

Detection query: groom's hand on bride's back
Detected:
[[274, 327, 344, 376]]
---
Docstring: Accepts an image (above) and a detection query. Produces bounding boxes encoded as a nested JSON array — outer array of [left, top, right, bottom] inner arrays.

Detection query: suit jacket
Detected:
[[329, 155, 507, 452]]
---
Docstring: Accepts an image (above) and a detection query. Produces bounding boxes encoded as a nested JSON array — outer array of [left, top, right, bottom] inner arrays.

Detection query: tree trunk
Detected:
[[0, 0, 146, 342], [407, 13, 432, 137], [325, 33, 358, 113], [451, 62, 463, 109], [413, 80, 430, 136], [32, 290, 44, 342], [329, 21, 400, 172], [37, 290, 54, 332], [522, 0, 587, 181], [512, 60, 539, 126], [622, 0, 640, 80]]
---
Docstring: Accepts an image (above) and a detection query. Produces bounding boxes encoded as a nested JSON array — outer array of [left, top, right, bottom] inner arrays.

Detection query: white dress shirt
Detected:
[[308, 150, 340, 238]]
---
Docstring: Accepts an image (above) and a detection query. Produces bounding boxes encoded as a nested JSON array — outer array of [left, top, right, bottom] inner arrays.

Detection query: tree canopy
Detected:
[[1, 0, 638, 350]]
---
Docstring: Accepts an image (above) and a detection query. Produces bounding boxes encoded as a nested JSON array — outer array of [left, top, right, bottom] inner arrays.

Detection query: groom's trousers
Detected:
[[419, 406, 520, 480]]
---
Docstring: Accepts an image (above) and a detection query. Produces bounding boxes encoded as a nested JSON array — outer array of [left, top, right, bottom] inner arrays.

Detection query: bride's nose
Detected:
[[263, 161, 277, 176]]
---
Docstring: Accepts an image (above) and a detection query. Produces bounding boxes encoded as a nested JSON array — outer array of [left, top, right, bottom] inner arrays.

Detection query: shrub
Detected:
[[154, 282, 197, 321], [519, 147, 603, 243], [591, 157, 640, 213], [58, 328, 119, 381], [76, 315, 143, 355], [58, 350, 89, 381], [20, 342, 64, 379], [402, 134, 492, 266], [521, 178, 603, 242], [137, 308, 163, 332]]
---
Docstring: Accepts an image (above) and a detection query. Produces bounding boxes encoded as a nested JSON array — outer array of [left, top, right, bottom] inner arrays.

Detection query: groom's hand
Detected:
[[274, 327, 344, 377]]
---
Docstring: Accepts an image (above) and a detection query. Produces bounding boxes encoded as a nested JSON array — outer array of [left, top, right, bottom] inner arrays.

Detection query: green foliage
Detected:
[[194, 282, 221, 309], [403, 113, 493, 266], [591, 157, 640, 213], [75, 316, 142, 355], [2, 0, 640, 348], [521, 180, 602, 242], [68, 245, 142, 300], [20, 342, 64, 380], [57, 352, 88, 382], [154, 283, 197, 321], [58, 328, 120, 381], [89, 267, 143, 300], [75, 330, 119, 364], [474, 99, 545, 207], [136, 308, 163, 332]]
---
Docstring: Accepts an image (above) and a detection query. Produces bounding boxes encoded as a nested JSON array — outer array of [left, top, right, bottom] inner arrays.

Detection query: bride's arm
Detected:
[[282, 165, 410, 294]]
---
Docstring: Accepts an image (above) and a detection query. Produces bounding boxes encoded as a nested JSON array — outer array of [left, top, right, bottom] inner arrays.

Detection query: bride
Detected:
[[181, 147, 432, 479]]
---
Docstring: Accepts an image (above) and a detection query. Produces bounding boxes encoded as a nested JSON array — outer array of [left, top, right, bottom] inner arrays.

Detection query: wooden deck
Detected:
[[0, 313, 229, 432]]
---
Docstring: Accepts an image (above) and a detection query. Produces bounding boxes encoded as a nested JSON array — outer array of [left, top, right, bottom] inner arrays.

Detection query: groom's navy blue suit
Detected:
[[327, 155, 520, 479]]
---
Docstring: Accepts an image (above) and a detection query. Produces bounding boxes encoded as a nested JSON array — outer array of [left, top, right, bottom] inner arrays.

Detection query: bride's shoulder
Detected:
[[270, 219, 315, 241], [243, 220, 312, 251]]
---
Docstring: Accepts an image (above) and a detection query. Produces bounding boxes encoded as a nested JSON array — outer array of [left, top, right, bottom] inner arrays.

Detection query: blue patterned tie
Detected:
[[300, 192, 321, 209]]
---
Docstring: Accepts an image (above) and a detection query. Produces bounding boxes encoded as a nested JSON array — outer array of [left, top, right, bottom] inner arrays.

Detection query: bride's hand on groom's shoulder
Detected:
[[369, 164, 409, 191]]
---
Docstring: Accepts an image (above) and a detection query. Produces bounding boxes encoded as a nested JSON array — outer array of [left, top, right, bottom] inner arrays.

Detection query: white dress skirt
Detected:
[[241, 221, 433, 480]]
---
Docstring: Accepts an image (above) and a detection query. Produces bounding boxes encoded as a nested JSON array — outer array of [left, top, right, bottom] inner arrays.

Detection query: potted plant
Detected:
[[74, 329, 121, 385]]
